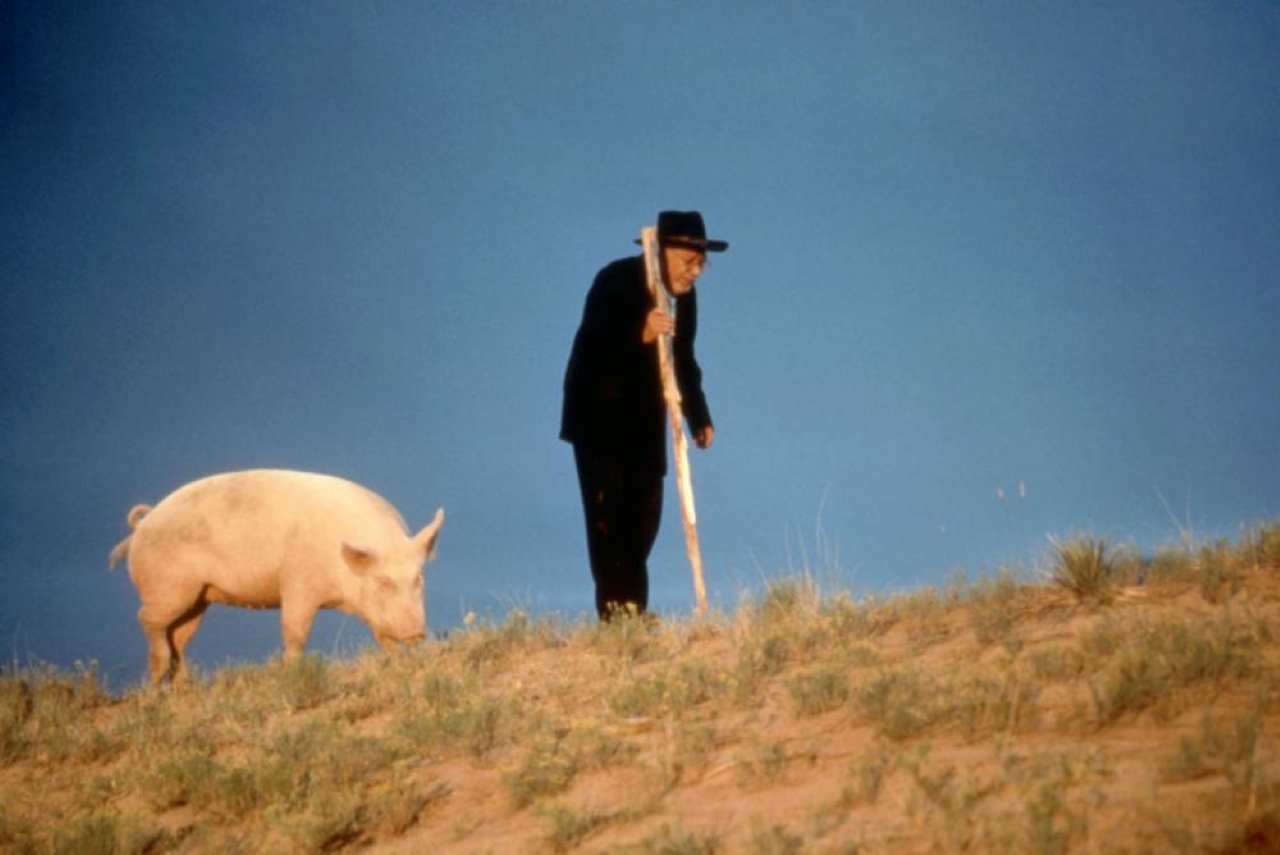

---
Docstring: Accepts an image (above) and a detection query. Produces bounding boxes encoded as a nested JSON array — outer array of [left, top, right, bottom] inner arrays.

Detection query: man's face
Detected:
[[661, 246, 707, 295]]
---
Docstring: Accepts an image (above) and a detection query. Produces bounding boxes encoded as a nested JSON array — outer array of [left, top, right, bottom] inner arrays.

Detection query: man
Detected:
[[560, 210, 729, 619]]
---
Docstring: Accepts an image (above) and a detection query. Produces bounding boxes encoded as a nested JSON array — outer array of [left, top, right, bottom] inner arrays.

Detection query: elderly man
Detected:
[[560, 210, 729, 619]]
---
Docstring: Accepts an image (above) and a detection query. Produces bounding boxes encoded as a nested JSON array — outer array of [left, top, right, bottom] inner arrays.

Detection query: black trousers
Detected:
[[572, 446, 664, 619]]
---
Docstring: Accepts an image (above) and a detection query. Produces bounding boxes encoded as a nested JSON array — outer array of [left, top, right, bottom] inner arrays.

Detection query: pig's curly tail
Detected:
[[108, 504, 153, 570]]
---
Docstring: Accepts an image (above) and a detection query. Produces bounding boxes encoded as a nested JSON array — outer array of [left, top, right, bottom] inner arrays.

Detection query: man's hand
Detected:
[[642, 308, 675, 344], [694, 426, 715, 449]]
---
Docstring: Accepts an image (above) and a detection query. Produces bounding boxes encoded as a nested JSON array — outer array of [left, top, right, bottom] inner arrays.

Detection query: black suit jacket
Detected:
[[560, 254, 712, 475]]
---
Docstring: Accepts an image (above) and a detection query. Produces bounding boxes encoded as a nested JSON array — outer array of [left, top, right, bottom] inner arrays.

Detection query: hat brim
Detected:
[[633, 236, 730, 253]]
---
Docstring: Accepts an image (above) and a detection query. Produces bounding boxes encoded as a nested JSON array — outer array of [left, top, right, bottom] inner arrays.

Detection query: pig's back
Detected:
[[131, 470, 405, 577]]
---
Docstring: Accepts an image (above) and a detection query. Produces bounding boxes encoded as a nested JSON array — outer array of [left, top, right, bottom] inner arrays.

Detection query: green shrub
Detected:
[[149, 748, 220, 809], [52, 812, 118, 855], [540, 802, 610, 852], [632, 821, 722, 854], [1048, 535, 1121, 604], [1090, 614, 1261, 723], [461, 609, 562, 671], [856, 668, 941, 741], [758, 576, 822, 625], [952, 669, 1039, 739], [608, 659, 718, 719], [502, 735, 577, 808], [396, 671, 527, 760], [735, 737, 789, 789], [843, 744, 893, 807], [748, 818, 804, 855], [787, 667, 849, 717], [278, 654, 334, 711]]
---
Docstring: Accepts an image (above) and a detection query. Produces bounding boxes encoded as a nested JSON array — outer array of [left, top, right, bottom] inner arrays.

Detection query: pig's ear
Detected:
[[413, 508, 445, 561], [342, 542, 380, 576]]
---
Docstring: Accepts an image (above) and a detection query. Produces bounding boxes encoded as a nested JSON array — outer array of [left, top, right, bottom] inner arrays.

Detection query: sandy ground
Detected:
[[3, 566, 1277, 853]]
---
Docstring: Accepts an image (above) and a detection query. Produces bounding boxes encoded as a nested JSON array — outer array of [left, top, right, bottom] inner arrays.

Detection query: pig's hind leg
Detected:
[[167, 599, 210, 683], [137, 593, 206, 684], [137, 616, 170, 684]]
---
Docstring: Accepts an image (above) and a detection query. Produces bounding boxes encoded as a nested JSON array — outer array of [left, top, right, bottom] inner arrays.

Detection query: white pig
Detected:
[[109, 469, 443, 683]]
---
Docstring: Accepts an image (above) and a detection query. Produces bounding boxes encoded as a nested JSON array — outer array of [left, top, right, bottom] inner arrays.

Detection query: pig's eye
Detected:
[[376, 576, 396, 593]]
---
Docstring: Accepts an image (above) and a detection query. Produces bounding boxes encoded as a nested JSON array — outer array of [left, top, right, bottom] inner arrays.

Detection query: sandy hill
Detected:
[[2, 527, 1277, 853]]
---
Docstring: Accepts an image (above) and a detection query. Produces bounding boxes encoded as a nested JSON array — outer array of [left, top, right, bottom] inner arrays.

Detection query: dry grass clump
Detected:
[[1086, 609, 1267, 725], [1, 520, 1277, 852]]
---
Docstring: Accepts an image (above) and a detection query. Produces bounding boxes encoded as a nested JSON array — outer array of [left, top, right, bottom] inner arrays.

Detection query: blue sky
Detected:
[[3, 1, 1278, 687]]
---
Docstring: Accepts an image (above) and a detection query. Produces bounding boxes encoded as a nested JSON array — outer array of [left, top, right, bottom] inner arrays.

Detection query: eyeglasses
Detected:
[[673, 253, 709, 273]]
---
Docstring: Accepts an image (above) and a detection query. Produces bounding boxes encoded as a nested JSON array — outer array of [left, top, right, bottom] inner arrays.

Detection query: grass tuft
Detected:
[[1048, 534, 1122, 604], [788, 666, 849, 717], [502, 735, 578, 808]]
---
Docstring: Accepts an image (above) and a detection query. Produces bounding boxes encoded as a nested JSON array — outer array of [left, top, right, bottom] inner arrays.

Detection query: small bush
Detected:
[[968, 568, 1024, 648], [748, 818, 804, 855], [278, 654, 334, 711], [1049, 535, 1122, 604], [844, 744, 893, 807], [564, 722, 634, 773], [1090, 614, 1261, 723], [0, 678, 31, 763], [1023, 779, 1086, 855], [149, 748, 220, 809], [1143, 548, 1197, 583], [0, 662, 115, 763], [735, 737, 789, 789], [1242, 521, 1280, 569], [898, 746, 985, 848], [0, 808, 30, 851], [1027, 645, 1087, 682], [856, 668, 942, 741], [592, 609, 662, 662], [52, 812, 118, 855], [1196, 539, 1242, 603], [952, 669, 1039, 739], [276, 790, 366, 852], [663, 722, 718, 783], [787, 667, 849, 717], [372, 777, 449, 837], [633, 821, 722, 854], [608, 659, 718, 719], [502, 736, 577, 808], [396, 674, 526, 760], [825, 593, 900, 640], [734, 634, 790, 697], [462, 609, 562, 671], [758, 576, 821, 625], [540, 802, 610, 853]]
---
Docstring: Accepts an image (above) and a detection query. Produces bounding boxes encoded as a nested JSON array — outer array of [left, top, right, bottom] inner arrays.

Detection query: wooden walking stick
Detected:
[[640, 226, 708, 615]]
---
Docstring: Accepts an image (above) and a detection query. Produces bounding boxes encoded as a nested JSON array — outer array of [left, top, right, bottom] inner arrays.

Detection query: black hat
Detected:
[[636, 210, 729, 253]]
